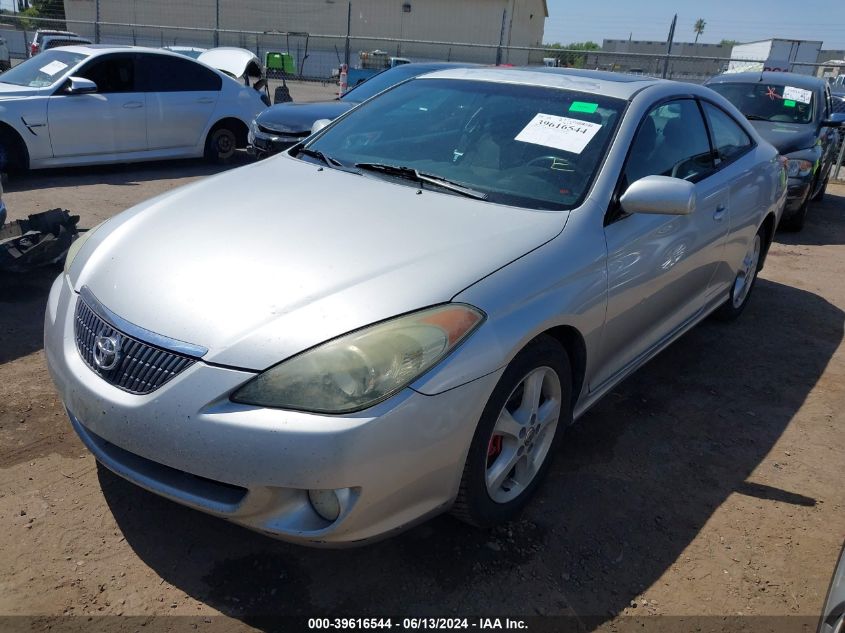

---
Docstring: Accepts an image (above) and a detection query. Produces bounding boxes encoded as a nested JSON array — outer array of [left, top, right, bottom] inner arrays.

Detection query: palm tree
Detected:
[[693, 18, 706, 44]]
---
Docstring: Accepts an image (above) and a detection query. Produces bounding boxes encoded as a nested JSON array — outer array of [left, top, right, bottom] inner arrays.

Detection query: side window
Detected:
[[77, 54, 136, 93], [623, 98, 714, 187], [138, 54, 222, 92], [701, 102, 753, 165]]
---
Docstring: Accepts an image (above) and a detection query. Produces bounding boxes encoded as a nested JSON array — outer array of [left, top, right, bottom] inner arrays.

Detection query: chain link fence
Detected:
[[1, 1, 842, 81]]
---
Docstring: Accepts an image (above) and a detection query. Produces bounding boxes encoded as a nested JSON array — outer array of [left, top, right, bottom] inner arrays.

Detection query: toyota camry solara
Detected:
[[45, 67, 786, 546]]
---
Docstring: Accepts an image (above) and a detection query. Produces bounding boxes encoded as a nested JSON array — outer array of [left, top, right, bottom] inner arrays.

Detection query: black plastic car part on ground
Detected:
[[705, 71, 842, 231], [0, 208, 80, 273], [249, 62, 476, 158]]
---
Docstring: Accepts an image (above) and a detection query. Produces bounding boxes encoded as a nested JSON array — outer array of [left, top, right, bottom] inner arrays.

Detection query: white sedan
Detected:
[[0, 46, 269, 171]]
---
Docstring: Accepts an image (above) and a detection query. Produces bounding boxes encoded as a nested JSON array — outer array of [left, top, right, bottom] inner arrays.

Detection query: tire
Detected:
[[713, 226, 764, 321], [0, 127, 26, 174], [204, 125, 238, 164], [452, 335, 572, 527]]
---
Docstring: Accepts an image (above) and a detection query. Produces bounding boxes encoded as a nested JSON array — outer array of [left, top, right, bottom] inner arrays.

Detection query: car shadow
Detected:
[[775, 188, 845, 246], [0, 267, 58, 364], [3, 152, 253, 194], [99, 278, 844, 626]]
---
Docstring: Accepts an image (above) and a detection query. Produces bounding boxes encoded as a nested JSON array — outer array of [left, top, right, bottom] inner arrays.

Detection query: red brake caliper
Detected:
[[487, 434, 503, 467]]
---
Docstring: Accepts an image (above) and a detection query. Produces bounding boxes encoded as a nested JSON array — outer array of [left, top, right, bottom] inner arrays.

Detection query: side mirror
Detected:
[[65, 76, 98, 94], [821, 117, 843, 127], [620, 175, 696, 216], [311, 118, 331, 135]]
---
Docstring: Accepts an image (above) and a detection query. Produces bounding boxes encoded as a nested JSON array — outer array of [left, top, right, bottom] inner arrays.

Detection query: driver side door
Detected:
[[47, 53, 147, 158], [592, 98, 731, 389]]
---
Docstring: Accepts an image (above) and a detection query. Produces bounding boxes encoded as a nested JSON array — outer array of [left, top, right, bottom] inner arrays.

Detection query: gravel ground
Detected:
[[0, 147, 843, 631]]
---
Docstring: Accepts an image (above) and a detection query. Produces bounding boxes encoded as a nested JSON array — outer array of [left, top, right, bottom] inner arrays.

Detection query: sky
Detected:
[[544, 0, 845, 50]]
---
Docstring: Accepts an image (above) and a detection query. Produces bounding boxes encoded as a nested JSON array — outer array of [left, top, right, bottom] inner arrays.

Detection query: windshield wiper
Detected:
[[744, 114, 769, 121], [294, 146, 344, 167], [355, 162, 488, 200]]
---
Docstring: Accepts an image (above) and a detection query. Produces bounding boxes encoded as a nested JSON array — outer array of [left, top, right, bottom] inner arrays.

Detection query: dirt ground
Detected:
[[1, 146, 844, 631]]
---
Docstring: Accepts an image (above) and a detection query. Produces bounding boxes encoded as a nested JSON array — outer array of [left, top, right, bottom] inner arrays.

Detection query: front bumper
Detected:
[[247, 127, 305, 158], [784, 176, 812, 216], [44, 275, 501, 546]]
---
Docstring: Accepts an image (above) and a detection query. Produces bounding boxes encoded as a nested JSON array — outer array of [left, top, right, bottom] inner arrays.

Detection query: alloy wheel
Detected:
[[731, 234, 761, 309], [485, 366, 562, 504]]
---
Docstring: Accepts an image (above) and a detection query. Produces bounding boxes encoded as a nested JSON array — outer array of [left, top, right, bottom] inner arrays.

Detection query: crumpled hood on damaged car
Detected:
[[72, 156, 567, 370]]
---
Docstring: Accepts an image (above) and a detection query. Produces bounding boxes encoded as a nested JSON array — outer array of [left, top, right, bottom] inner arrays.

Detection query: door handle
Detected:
[[713, 206, 727, 222], [196, 97, 215, 104], [122, 101, 143, 109]]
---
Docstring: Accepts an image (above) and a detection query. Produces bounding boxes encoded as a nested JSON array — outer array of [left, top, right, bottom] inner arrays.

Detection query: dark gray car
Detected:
[[706, 71, 842, 231], [248, 62, 474, 157]]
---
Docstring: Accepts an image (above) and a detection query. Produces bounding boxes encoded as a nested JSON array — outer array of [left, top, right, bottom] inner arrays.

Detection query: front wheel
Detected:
[[713, 228, 763, 321], [204, 125, 237, 164], [452, 335, 571, 527]]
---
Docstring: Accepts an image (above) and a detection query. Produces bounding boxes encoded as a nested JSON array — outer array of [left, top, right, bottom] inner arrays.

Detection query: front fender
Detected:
[[0, 97, 51, 162], [411, 203, 607, 403]]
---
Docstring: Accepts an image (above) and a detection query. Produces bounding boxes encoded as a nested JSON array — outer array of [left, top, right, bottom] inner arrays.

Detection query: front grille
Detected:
[[256, 123, 309, 138], [74, 298, 196, 395]]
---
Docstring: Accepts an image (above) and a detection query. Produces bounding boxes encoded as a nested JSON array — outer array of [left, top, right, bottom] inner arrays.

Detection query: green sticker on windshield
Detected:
[[783, 99, 796, 108], [569, 101, 599, 113]]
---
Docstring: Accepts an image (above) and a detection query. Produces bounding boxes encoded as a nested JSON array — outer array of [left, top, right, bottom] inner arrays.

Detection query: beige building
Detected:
[[64, 0, 548, 72]]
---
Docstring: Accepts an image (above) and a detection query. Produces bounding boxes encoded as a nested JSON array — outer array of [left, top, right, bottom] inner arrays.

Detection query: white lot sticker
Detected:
[[39, 60, 68, 76], [515, 113, 603, 154], [783, 86, 812, 104]]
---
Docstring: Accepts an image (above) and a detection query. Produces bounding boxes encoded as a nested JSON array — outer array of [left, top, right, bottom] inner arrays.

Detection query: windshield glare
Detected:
[[312, 78, 625, 210], [0, 50, 88, 87], [709, 82, 815, 124]]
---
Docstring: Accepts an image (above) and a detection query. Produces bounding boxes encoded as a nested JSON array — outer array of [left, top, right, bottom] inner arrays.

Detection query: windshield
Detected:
[[309, 78, 625, 211], [0, 50, 88, 87], [708, 82, 815, 124], [342, 65, 443, 102]]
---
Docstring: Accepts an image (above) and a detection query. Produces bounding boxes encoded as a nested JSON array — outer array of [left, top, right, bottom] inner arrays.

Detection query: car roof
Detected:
[[707, 71, 826, 91], [47, 44, 190, 57], [418, 66, 665, 100], [42, 34, 91, 42]]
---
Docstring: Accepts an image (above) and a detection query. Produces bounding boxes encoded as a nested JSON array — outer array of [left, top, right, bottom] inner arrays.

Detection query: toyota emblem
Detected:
[[93, 334, 123, 371]]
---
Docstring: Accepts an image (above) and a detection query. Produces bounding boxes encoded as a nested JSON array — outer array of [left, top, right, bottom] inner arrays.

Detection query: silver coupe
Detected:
[[45, 67, 786, 546]]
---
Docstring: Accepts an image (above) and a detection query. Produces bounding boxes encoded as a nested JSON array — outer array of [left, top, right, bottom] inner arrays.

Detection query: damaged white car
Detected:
[[0, 46, 269, 171]]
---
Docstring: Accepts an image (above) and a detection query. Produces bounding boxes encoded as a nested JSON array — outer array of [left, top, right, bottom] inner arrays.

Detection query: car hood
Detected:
[[198, 47, 261, 79], [72, 156, 567, 370], [255, 101, 356, 133], [749, 121, 817, 155]]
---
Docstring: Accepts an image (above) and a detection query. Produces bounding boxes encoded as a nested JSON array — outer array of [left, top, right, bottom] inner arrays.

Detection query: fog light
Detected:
[[308, 489, 341, 522]]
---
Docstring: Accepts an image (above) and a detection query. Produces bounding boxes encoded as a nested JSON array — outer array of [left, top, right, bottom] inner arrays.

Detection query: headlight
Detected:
[[231, 304, 485, 413], [786, 158, 813, 178], [64, 221, 105, 273]]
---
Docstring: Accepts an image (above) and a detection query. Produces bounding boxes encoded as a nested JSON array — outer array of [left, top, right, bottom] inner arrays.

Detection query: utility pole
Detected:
[[662, 13, 676, 79], [214, 0, 220, 48], [94, 0, 100, 44], [344, 1, 351, 67]]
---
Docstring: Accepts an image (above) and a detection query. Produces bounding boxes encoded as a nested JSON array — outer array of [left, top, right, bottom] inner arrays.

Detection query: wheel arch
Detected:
[[0, 121, 30, 171], [536, 324, 587, 414], [758, 212, 776, 271], [207, 117, 249, 148]]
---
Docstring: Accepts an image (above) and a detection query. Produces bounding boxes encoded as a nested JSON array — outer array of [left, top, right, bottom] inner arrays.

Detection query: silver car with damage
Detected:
[[45, 67, 786, 546]]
